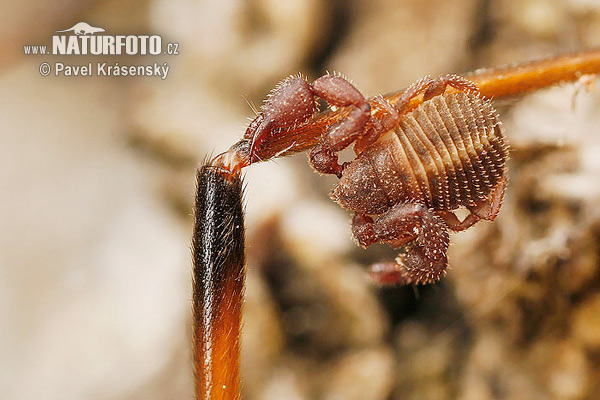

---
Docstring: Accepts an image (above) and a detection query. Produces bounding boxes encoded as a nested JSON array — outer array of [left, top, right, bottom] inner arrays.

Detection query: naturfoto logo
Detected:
[[25, 22, 179, 79], [52, 22, 162, 56]]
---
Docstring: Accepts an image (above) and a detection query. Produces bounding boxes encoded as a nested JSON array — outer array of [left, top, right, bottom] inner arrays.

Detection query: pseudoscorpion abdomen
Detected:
[[400, 92, 508, 209], [333, 91, 509, 215]]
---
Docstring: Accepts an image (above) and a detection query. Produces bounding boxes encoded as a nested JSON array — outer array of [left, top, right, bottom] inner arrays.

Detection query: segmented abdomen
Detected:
[[332, 91, 508, 215], [392, 91, 508, 209]]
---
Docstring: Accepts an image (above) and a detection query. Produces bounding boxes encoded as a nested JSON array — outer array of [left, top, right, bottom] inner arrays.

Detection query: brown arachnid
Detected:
[[192, 50, 600, 400], [242, 73, 508, 285]]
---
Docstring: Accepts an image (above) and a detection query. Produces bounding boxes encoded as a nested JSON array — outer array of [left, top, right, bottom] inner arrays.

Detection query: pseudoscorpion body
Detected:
[[237, 73, 509, 285], [333, 92, 508, 213]]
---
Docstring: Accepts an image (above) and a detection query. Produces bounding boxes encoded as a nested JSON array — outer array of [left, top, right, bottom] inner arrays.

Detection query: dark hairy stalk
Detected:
[[192, 164, 245, 400]]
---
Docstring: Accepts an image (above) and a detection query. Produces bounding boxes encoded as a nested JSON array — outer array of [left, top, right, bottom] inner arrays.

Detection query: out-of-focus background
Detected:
[[2, 1, 600, 399]]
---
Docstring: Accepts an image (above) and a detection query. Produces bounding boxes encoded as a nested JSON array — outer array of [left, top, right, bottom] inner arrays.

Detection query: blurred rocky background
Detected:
[[2, 1, 600, 399]]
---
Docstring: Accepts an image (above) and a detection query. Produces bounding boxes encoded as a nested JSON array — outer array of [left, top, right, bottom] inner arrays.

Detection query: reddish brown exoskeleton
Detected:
[[242, 73, 508, 285], [196, 49, 600, 400]]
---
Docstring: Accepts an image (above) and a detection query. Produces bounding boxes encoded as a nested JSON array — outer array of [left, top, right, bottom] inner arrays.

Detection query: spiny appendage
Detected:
[[369, 243, 448, 286], [243, 72, 371, 171], [354, 202, 450, 286], [308, 74, 371, 177], [394, 91, 508, 211], [244, 74, 317, 163]]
